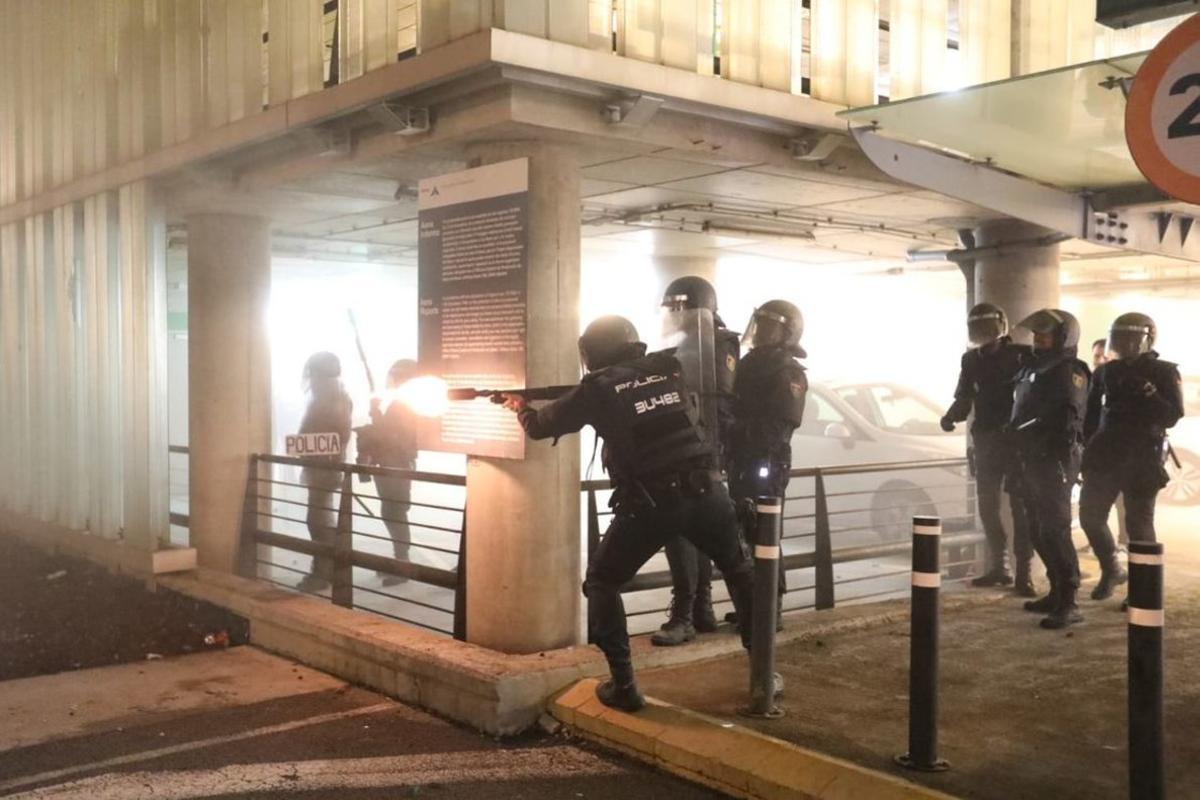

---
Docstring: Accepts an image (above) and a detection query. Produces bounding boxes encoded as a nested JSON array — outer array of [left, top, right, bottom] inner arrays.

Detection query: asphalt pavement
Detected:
[[0, 647, 721, 799]]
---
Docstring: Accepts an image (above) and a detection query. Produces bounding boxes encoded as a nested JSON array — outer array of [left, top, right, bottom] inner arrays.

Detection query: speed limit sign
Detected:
[[1126, 14, 1200, 203]]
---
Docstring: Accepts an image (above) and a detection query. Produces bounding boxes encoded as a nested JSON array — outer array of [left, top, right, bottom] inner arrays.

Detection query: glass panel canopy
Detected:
[[840, 54, 1149, 191]]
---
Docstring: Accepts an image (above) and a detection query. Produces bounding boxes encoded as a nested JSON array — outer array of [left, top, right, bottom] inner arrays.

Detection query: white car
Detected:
[[1163, 376, 1200, 506], [784, 382, 972, 546]]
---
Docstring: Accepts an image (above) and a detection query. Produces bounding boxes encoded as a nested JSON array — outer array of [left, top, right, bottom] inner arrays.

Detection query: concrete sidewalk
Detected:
[[638, 579, 1200, 800], [0, 647, 721, 799]]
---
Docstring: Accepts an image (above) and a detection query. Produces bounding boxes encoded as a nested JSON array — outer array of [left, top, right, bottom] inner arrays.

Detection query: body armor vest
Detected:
[[585, 351, 713, 481]]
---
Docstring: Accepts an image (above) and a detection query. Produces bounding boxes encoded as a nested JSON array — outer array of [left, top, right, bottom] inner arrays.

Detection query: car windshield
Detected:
[[835, 385, 945, 436]]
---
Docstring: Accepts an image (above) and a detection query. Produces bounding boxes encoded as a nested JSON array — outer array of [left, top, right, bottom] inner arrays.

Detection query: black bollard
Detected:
[[896, 515, 949, 771], [742, 495, 783, 719], [1128, 541, 1165, 800]]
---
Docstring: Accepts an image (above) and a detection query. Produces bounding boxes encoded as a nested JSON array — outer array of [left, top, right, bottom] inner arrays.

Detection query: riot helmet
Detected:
[[742, 299, 806, 357], [1016, 308, 1080, 354], [578, 315, 645, 372], [966, 302, 1008, 347], [386, 359, 420, 389], [304, 351, 341, 380], [1106, 312, 1156, 360], [661, 276, 718, 313], [303, 351, 342, 395]]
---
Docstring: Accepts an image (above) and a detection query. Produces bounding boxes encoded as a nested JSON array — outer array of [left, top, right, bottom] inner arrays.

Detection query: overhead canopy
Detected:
[[840, 53, 1148, 192]]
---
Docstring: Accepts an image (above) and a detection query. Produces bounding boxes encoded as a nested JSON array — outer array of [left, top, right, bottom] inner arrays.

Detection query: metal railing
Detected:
[[169, 445, 982, 640], [584, 458, 984, 634], [237, 454, 467, 639]]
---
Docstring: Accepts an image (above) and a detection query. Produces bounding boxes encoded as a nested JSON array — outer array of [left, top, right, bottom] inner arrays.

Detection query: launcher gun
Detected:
[[448, 386, 575, 404]]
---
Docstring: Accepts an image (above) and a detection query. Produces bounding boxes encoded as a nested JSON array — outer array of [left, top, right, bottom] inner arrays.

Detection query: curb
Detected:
[[153, 570, 1008, 737], [551, 679, 958, 800]]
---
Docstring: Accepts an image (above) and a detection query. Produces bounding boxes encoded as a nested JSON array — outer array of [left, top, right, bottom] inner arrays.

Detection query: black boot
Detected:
[[596, 662, 645, 712], [693, 583, 718, 633], [651, 598, 696, 647], [972, 568, 1014, 588], [1091, 556, 1128, 601], [1024, 581, 1057, 613], [1013, 559, 1037, 597], [1041, 587, 1084, 629]]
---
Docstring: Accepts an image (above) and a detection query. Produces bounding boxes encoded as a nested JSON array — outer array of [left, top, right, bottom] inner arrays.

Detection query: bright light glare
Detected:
[[395, 376, 451, 418]]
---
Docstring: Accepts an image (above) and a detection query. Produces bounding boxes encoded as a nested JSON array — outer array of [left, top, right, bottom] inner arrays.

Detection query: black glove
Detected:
[[939, 415, 956, 433]]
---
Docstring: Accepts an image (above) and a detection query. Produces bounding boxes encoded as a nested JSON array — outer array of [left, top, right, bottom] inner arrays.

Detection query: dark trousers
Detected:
[[663, 536, 713, 614], [376, 474, 413, 563], [973, 432, 1033, 573], [728, 467, 789, 597], [305, 475, 341, 582], [585, 484, 754, 667], [1080, 465, 1160, 556], [1014, 459, 1080, 592]]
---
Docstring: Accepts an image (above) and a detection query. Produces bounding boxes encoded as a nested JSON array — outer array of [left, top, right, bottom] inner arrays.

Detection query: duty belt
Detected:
[[613, 468, 721, 511]]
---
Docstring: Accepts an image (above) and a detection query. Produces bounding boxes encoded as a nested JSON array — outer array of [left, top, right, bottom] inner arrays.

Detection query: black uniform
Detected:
[[357, 399, 419, 563], [726, 345, 808, 597], [942, 337, 1034, 580], [300, 384, 353, 585], [516, 350, 755, 668], [661, 324, 739, 625], [1079, 352, 1183, 551], [1008, 351, 1090, 597]]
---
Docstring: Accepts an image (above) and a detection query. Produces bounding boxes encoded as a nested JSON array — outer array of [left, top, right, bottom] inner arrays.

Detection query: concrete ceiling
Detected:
[[155, 55, 1198, 295]]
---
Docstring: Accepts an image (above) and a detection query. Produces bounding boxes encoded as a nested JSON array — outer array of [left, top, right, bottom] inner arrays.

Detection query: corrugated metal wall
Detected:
[[0, 185, 165, 546]]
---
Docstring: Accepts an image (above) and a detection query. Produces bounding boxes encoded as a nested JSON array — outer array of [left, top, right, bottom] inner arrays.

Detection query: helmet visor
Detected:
[[967, 311, 1006, 346], [661, 293, 691, 313], [742, 308, 789, 349], [1107, 325, 1151, 360]]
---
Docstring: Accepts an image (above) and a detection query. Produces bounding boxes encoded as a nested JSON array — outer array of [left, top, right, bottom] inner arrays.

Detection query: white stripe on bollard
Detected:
[[1128, 552, 1165, 566], [754, 544, 780, 560], [912, 572, 941, 588], [912, 525, 942, 536], [1128, 607, 1165, 628], [756, 503, 782, 514]]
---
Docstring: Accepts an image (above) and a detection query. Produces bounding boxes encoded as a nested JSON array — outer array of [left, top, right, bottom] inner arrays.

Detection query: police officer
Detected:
[[654, 276, 740, 646], [1080, 313, 1184, 604], [502, 316, 757, 711], [726, 300, 808, 630], [298, 352, 353, 594], [1085, 337, 1130, 558], [939, 303, 1036, 596], [1007, 310, 1089, 629], [356, 359, 421, 587]]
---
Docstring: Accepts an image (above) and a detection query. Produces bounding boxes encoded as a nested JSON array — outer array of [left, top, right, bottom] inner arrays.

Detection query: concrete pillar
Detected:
[[973, 219, 1060, 345], [187, 214, 272, 572], [463, 142, 582, 653]]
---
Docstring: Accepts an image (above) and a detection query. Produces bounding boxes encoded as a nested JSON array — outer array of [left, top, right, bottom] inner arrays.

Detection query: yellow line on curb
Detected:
[[550, 679, 959, 800]]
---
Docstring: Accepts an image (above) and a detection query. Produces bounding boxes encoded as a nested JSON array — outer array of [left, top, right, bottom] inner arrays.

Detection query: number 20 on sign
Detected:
[[1127, 14, 1200, 204]]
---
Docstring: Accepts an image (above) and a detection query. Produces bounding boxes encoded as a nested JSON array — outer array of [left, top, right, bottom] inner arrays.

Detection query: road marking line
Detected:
[[7, 748, 625, 799], [0, 702, 394, 794]]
